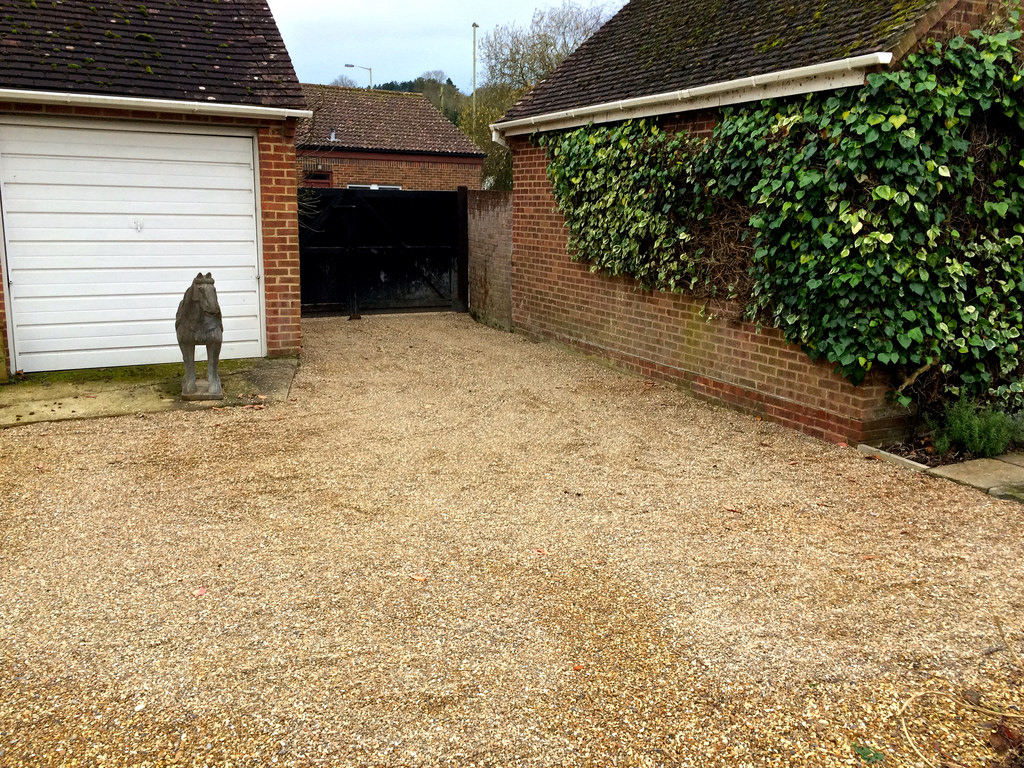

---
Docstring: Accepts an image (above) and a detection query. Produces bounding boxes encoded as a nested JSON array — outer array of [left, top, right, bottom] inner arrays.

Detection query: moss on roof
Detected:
[[0, 0, 304, 108], [503, 0, 945, 122]]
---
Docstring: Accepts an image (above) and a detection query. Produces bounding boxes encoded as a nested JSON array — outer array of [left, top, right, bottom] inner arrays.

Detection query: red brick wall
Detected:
[[508, 127, 905, 445], [0, 102, 301, 372], [259, 120, 302, 358], [298, 149, 483, 191], [468, 190, 513, 331], [892, 0, 1013, 58]]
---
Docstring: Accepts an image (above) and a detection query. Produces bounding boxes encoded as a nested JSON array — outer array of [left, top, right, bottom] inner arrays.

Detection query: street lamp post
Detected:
[[344, 63, 373, 89], [472, 22, 479, 126]]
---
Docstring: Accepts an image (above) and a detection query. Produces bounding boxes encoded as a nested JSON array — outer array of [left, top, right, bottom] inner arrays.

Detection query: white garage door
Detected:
[[0, 119, 265, 373]]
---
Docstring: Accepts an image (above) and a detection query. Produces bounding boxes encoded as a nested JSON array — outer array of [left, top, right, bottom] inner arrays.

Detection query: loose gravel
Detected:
[[1, 313, 1022, 768]]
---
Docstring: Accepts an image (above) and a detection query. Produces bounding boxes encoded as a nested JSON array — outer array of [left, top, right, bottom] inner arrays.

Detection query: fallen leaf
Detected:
[[194, 586, 207, 597], [989, 729, 1012, 753], [409, 574, 427, 582], [860, 555, 878, 561], [534, 548, 549, 556], [573, 664, 585, 671]]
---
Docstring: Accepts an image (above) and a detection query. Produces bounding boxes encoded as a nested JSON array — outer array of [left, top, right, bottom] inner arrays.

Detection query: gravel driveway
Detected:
[[2, 313, 1022, 768]]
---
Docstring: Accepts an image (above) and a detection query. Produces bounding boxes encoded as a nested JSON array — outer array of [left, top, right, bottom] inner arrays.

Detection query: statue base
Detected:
[[181, 381, 224, 401]]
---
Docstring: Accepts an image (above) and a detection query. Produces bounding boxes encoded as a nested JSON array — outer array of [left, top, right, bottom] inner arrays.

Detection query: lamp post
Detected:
[[472, 22, 479, 126], [344, 63, 373, 89]]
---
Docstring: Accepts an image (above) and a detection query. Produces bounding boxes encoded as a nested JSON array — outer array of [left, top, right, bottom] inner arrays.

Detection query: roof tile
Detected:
[[503, 0, 944, 122], [298, 84, 484, 157], [0, 0, 305, 108]]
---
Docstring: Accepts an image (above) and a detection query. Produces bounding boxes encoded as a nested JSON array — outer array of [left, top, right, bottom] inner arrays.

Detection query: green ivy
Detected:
[[538, 19, 1024, 410]]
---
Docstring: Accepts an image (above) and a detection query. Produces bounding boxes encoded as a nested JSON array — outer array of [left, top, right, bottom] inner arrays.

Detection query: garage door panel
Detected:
[[10, 183, 256, 206], [10, 198, 257, 217], [0, 125, 255, 159], [11, 276, 262, 299], [6, 168, 256, 192], [0, 121, 265, 372], [17, 314, 260, 343], [9, 240, 259, 260], [18, 340, 262, 373], [11, 266, 259, 287], [8, 225, 258, 243], [8, 252, 262, 271], [15, 291, 258, 320]]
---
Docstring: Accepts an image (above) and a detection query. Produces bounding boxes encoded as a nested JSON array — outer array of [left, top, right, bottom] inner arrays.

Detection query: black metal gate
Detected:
[[298, 188, 468, 315]]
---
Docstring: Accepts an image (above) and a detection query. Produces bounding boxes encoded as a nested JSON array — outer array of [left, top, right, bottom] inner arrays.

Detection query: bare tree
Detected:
[[330, 73, 359, 88], [468, 1, 610, 189], [481, 1, 607, 91]]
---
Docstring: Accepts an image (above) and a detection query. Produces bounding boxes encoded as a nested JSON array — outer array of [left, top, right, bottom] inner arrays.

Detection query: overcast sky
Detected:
[[265, 0, 626, 93]]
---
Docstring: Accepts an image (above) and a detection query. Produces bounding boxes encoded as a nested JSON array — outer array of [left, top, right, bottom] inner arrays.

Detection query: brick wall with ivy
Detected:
[[508, 127, 905, 444], [506, 0, 1022, 443]]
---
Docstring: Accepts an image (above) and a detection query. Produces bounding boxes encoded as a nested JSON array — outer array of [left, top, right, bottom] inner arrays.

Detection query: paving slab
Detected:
[[927, 458, 1024, 491], [856, 443, 928, 472], [997, 452, 1024, 468], [990, 484, 1024, 503], [0, 357, 297, 428]]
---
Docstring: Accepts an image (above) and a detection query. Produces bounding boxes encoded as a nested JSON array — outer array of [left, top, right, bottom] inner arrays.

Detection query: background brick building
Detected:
[[297, 85, 484, 191]]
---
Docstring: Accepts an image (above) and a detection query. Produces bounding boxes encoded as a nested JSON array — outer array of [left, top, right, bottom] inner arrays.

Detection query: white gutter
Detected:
[[0, 88, 312, 120], [490, 52, 893, 145]]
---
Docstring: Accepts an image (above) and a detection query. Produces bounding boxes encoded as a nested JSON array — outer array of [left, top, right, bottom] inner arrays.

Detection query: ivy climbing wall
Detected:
[[508, 133, 906, 445]]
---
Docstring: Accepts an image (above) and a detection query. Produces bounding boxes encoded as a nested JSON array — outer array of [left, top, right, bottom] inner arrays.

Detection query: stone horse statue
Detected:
[[175, 272, 224, 399]]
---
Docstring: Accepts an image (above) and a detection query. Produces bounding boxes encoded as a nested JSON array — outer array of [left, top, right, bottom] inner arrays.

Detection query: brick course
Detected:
[[0, 103, 302, 372], [298, 150, 483, 191]]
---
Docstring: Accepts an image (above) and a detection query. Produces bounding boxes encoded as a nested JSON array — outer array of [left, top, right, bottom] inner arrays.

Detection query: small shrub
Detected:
[[932, 398, 1017, 457]]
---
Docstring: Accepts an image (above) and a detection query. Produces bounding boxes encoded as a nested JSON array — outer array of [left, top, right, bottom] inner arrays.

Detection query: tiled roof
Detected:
[[503, 0, 943, 122], [298, 84, 485, 157], [0, 0, 305, 109]]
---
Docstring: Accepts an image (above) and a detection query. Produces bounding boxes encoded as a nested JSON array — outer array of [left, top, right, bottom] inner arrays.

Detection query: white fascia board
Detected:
[[0, 88, 312, 120], [491, 52, 893, 142]]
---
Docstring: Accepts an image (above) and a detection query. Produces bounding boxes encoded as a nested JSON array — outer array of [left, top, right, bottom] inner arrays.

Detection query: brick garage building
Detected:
[[490, 0, 1009, 444], [297, 85, 484, 191], [0, 1, 308, 376]]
